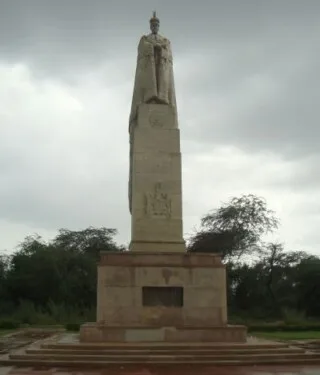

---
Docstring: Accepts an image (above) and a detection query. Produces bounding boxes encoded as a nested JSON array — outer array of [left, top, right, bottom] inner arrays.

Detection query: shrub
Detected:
[[0, 319, 20, 329], [282, 308, 306, 325], [12, 300, 39, 325], [65, 323, 80, 331]]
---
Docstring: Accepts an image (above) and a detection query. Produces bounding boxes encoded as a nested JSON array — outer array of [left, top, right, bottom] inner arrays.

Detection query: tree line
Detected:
[[0, 194, 319, 325]]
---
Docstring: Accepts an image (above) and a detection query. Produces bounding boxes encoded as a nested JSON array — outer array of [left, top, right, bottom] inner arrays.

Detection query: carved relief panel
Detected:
[[144, 182, 171, 218], [148, 109, 166, 128]]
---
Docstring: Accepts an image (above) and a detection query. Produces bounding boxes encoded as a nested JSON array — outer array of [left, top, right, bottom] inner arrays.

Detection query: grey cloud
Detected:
[[263, 155, 320, 191], [1, 1, 319, 75], [1, 0, 319, 157], [177, 30, 320, 158], [0, 0, 320, 251], [0, 64, 131, 238]]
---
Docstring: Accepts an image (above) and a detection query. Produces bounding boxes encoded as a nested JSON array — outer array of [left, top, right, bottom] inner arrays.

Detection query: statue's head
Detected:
[[149, 11, 160, 34]]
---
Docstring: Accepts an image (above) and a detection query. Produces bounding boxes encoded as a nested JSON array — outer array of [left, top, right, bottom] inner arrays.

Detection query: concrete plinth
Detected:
[[80, 251, 246, 343], [80, 323, 247, 343]]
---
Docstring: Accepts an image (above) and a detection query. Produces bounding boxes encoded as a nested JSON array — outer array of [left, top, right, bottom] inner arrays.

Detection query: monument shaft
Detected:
[[129, 104, 185, 252], [128, 16, 185, 252]]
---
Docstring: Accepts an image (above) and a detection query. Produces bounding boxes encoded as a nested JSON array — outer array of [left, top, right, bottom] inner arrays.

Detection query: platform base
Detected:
[[80, 323, 247, 343]]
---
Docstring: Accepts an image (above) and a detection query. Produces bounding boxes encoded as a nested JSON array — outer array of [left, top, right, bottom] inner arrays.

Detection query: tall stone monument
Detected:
[[128, 12, 185, 253], [80, 13, 246, 343]]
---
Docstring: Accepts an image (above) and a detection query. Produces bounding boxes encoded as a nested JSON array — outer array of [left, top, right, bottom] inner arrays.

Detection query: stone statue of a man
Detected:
[[128, 12, 177, 213], [129, 12, 177, 128]]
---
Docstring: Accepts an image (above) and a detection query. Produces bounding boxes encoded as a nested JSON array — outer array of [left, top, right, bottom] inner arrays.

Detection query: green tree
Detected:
[[227, 243, 312, 319], [4, 227, 124, 310], [254, 243, 308, 316], [228, 262, 267, 316], [295, 256, 320, 317], [0, 254, 10, 310], [188, 194, 279, 259], [52, 227, 124, 259], [5, 236, 61, 307]]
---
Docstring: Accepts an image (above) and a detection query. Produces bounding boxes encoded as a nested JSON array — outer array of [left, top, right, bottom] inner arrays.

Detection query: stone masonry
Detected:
[[129, 104, 185, 252]]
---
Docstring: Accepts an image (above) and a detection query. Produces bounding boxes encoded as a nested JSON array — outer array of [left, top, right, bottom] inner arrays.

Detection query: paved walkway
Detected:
[[3, 366, 320, 375]]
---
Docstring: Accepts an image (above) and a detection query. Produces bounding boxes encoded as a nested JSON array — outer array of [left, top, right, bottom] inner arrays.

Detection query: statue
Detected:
[[128, 12, 177, 213]]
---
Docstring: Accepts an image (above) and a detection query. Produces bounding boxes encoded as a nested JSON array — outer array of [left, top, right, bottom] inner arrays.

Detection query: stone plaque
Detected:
[[144, 182, 171, 218], [142, 286, 183, 307]]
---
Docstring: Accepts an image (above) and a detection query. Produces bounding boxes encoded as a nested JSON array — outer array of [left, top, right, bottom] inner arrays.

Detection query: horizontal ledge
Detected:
[[82, 322, 247, 330], [98, 251, 224, 267], [100, 251, 223, 257]]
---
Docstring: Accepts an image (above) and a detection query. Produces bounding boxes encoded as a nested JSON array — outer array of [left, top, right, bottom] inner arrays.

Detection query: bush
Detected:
[[282, 308, 306, 325], [12, 300, 40, 325], [0, 319, 20, 329], [65, 323, 80, 331], [4, 300, 96, 326]]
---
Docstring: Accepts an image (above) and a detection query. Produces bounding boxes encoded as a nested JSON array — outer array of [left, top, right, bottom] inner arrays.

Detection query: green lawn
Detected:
[[252, 331, 320, 341]]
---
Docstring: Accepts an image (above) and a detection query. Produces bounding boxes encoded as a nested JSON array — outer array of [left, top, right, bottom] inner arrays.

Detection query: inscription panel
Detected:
[[142, 286, 183, 307]]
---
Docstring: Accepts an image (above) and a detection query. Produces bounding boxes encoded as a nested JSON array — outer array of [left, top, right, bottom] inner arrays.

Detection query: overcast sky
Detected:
[[0, 0, 319, 254]]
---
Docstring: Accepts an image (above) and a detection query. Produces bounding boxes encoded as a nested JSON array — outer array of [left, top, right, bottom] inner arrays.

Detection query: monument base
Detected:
[[80, 323, 246, 343], [80, 251, 247, 343]]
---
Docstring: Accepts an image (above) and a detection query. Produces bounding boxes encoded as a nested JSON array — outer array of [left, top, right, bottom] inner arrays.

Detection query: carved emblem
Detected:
[[149, 110, 166, 128], [145, 182, 171, 218]]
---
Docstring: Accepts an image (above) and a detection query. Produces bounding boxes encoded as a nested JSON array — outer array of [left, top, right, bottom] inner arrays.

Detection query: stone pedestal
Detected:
[[80, 251, 247, 343], [129, 104, 185, 252]]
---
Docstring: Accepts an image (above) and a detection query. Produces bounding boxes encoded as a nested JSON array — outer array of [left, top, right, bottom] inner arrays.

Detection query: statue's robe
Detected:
[[128, 33, 177, 213]]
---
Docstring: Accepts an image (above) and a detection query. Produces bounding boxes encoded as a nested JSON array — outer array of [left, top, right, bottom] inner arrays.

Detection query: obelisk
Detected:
[[128, 12, 185, 252]]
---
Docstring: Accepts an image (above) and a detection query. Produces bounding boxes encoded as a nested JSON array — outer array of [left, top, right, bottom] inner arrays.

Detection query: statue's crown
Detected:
[[149, 11, 159, 23]]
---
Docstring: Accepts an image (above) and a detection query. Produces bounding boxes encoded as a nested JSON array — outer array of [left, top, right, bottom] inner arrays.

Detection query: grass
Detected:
[[252, 331, 320, 341]]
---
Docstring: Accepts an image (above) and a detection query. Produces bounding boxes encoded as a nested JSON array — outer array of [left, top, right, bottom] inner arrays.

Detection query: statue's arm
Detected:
[[161, 39, 172, 61], [137, 35, 154, 57]]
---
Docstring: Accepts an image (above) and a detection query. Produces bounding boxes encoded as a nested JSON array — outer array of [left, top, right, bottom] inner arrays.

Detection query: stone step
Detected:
[[41, 342, 289, 350], [26, 347, 305, 356], [4, 357, 320, 367], [10, 352, 320, 362]]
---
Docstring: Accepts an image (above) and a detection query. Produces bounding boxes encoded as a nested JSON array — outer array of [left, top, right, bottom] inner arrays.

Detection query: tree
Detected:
[[0, 254, 9, 301], [4, 227, 124, 310], [188, 194, 279, 259], [52, 227, 124, 259], [3, 220, 320, 324], [228, 262, 267, 316], [295, 256, 320, 317], [254, 243, 307, 315], [226, 242, 312, 318], [5, 236, 62, 307]]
